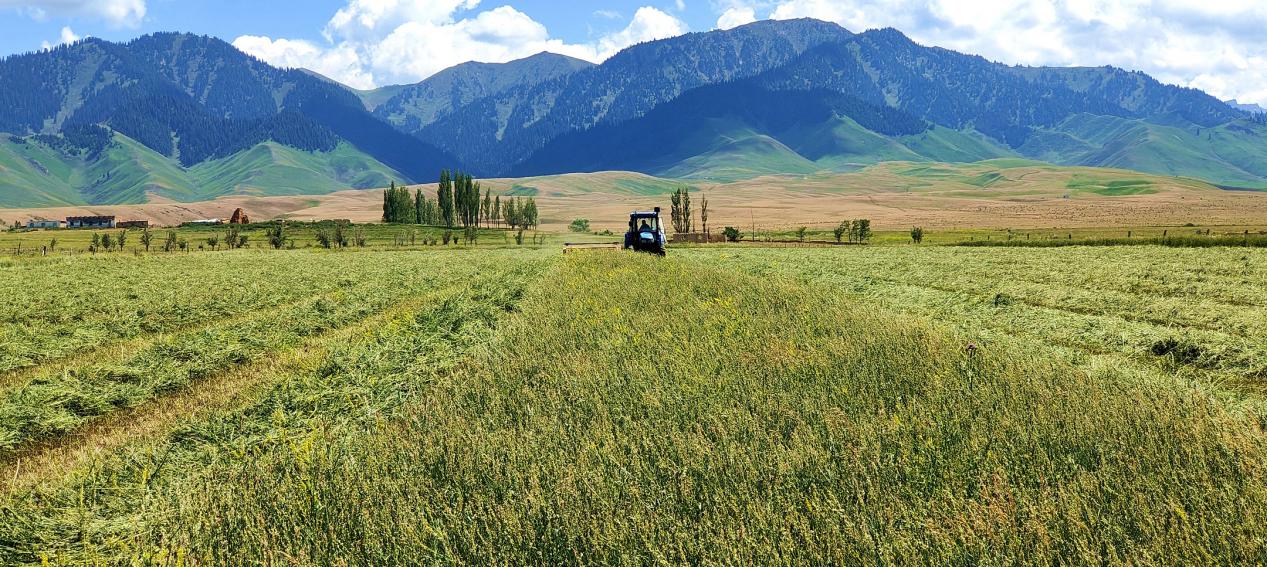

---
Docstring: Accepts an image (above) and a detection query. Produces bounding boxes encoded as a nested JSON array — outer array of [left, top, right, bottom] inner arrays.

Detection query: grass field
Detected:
[[0, 223, 522, 255], [3, 221, 1267, 256], [2, 243, 1267, 564]]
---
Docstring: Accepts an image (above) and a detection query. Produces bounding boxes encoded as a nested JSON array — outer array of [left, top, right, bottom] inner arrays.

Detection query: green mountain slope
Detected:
[[0, 133, 199, 206], [661, 128, 822, 180], [0, 132, 403, 207], [0, 33, 457, 189], [0, 138, 83, 207], [898, 128, 1016, 164], [79, 134, 205, 204], [1020, 114, 1267, 188], [190, 142, 401, 198], [515, 83, 1013, 182]]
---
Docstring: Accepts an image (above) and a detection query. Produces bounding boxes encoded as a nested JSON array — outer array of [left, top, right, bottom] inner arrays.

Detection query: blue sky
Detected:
[[0, 1, 717, 57], [2, 0, 1265, 105]]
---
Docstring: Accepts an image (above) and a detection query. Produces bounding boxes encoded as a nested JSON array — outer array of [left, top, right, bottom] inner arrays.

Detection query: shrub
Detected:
[[314, 230, 332, 249], [267, 222, 287, 250], [723, 227, 742, 242], [852, 219, 872, 243], [569, 219, 591, 233]]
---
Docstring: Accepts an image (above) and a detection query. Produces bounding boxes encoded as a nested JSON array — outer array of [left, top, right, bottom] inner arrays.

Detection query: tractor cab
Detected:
[[624, 207, 667, 256]]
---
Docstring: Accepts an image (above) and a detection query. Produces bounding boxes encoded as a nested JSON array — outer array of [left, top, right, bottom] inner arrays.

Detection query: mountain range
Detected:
[[0, 19, 1264, 207]]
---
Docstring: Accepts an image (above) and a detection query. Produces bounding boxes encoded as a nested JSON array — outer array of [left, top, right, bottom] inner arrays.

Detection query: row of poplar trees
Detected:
[[670, 186, 709, 235], [382, 171, 539, 229]]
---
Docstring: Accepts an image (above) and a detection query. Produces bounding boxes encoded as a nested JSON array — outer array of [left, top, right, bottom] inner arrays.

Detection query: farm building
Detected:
[[66, 216, 116, 229], [117, 220, 150, 229], [26, 218, 63, 229]]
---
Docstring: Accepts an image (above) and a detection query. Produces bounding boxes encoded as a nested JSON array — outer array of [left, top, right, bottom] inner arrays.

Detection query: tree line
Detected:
[[383, 171, 539, 230], [67, 83, 339, 166], [833, 220, 872, 243]]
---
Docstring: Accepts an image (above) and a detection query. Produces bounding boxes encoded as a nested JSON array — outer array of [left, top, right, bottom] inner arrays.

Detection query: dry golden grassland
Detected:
[[4, 162, 1266, 235]]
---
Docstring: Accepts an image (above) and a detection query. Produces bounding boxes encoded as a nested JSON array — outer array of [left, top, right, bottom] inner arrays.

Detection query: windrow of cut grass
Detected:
[[0, 224, 518, 256], [144, 253, 1267, 565], [956, 234, 1267, 248], [686, 246, 1267, 384], [0, 251, 548, 564], [0, 250, 515, 458], [0, 251, 412, 374]]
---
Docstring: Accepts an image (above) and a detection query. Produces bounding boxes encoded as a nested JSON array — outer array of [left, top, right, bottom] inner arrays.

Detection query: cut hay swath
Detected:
[[562, 241, 622, 254]]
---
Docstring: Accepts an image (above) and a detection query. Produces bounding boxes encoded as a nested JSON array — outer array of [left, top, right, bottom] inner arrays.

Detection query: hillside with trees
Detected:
[[425, 21, 1266, 188], [0, 33, 455, 206], [1, 18, 1265, 207], [370, 52, 594, 132]]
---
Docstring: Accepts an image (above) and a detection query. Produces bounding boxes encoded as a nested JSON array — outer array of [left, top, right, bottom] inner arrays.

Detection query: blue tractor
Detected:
[[624, 207, 667, 256]]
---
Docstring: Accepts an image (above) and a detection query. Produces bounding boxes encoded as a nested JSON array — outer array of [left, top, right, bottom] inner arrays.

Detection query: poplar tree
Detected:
[[415, 188, 425, 224], [457, 173, 471, 227], [700, 194, 710, 236], [438, 170, 455, 227], [482, 189, 492, 228], [670, 187, 692, 233], [504, 197, 519, 229], [383, 181, 414, 223], [383, 183, 392, 222]]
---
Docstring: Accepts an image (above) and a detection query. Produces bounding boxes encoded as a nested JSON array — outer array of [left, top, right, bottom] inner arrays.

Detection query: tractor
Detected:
[[624, 207, 667, 256], [562, 207, 667, 255]]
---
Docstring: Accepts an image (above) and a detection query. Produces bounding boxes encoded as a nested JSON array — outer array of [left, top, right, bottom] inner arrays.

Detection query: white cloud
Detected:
[[589, 7, 688, 60], [0, 0, 145, 27], [717, 6, 757, 29], [40, 25, 80, 50], [758, 0, 1267, 105], [232, 35, 375, 89], [323, 0, 480, 41], [235, 3, 688, 88]]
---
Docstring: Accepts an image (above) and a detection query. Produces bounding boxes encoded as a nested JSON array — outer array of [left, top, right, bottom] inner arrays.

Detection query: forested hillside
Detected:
[[419, 19, 853, 174], [512, 82, 972, 179], [479, 22, 1265, 186], [0, 18, 1263, 207], [0, 33, 451, 205], [371, 52, 594, 133]]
